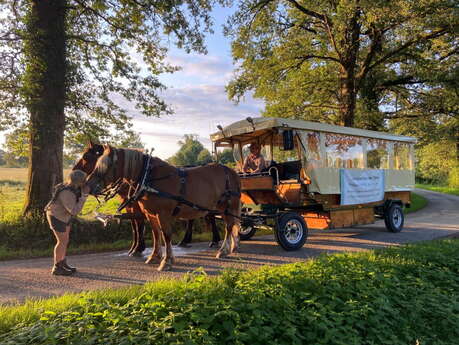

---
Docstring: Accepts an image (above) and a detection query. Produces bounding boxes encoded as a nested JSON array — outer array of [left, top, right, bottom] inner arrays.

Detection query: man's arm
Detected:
[[242, 156, 250, 173], [253, 156, 266, 173]]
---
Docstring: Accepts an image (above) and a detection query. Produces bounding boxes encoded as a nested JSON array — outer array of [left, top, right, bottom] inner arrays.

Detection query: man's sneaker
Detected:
[[62, 258, 77, 273], [51, 261, 74, 276]]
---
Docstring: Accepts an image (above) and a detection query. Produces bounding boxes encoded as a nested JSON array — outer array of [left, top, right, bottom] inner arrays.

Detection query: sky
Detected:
[[138, 5, 263, 158], [0, 5, 264, 159]]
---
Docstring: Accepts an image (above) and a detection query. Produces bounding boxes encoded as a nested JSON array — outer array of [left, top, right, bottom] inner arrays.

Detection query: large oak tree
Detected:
[[0, 0, 223, 216], [225, 0, 457, 129]]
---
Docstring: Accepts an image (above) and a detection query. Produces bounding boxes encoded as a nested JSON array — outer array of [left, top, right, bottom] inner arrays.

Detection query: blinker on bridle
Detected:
[[92, 148, 119, 196]]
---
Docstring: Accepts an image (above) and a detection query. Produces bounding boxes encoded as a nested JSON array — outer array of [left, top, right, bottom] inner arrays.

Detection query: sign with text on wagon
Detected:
[[340, 169, 385, 205]]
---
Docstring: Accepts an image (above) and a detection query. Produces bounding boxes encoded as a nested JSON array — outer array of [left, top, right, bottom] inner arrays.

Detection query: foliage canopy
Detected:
[[225, 0, 458, 129]]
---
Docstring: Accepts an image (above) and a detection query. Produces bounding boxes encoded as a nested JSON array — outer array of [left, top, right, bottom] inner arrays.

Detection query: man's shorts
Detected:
[[47, 214, 69, 233]]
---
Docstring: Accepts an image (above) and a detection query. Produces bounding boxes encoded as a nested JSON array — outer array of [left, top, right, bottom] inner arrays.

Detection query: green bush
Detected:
[[1, 239, 458, 345], [416, 141, 456, 184], [448, 166, 459, 188]]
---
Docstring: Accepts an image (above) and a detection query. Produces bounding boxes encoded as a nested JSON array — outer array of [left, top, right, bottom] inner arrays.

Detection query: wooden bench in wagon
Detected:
[[210, 117, 416, 251]]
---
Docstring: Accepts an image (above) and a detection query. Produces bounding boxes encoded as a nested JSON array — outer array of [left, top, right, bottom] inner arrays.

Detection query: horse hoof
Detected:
[[157, 262, 172, 271], [216, 251, 227, 259], [209, 241, 219, 248], [145, 256, 161, 264]]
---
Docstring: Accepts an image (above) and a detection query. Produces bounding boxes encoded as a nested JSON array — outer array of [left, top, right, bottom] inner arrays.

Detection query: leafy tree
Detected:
[[416, 141, 456, 184], [225, 0, 457, 128], [168, 134, 213, 166], [218, 148, 235, 164], [197, 149, 213, 165], [0, 150, 5, 166], [1, 127, 29, 168], [0, 0, 222, 216]]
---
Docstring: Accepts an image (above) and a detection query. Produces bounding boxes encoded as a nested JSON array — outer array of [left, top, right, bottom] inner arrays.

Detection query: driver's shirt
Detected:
[[242, 154, 266, 173]]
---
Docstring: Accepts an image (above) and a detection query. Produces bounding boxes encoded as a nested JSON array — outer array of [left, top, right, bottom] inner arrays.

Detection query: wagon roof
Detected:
[[210, 117, 417, 143]]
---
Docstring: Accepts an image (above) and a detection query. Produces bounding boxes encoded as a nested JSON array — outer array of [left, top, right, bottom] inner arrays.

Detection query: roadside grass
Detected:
[[406, 192, 428, 214], [0, 239, 458, 344], [416, 183, 459, 196]]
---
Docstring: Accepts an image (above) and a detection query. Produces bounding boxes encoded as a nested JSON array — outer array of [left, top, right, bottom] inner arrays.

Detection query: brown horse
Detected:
[[74, 142, 222, 253], [86, 145, 241, 271], [74, 142, 147, 256]]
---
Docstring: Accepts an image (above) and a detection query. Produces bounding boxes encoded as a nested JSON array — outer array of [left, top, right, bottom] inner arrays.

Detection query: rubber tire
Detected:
[[274, 213, 308, 251], [239, 226, 257, 241], [384, 204, 404, 233]]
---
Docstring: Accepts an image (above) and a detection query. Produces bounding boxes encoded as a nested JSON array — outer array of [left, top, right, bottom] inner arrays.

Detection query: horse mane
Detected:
[[94, 153, 112, 176], [122, 148, 145, 178]]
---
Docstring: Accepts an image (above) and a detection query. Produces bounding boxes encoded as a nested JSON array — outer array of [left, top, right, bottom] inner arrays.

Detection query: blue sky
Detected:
[[0, 5, 263, 159], [131, 5, 263, 158]]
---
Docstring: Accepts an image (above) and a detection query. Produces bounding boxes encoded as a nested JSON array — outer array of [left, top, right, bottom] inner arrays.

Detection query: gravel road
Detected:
[[0, 188, 457, 305]]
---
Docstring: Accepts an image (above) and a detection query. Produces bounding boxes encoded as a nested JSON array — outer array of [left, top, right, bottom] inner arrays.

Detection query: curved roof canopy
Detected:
[[210, 117, 416, 143]]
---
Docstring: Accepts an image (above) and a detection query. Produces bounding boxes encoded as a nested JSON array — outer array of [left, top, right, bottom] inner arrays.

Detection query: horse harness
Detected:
[[115, 154, 241, 219]]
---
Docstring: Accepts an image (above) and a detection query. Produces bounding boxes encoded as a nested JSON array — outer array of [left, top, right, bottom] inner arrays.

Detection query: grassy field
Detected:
[[416, 183, 459, 196], [0, 239, 458, 344], [0, 167, 72, 183]]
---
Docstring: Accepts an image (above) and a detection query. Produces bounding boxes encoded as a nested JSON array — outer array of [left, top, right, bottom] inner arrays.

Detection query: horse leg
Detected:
[[177, 220, 193, 248], [128, 219, 137, 256], [208, 215, 220, 248], [229, 216, 241, 254], [158, 218, 175, 271], [216, 221, 231, 258], [127, 218, 139, 256], [130, 219, 146, 256], [135, 219, 146, 253], [145, 215, 162, 264], [217, 199, 241, 258]]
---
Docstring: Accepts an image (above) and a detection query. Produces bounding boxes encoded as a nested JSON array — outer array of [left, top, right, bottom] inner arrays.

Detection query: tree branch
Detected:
[[73, 0, 124, 32], [295, 54, 340, 63], [356, 26, 382, 82], [367, 28, 448, 72], [285, 0, 327, 22]]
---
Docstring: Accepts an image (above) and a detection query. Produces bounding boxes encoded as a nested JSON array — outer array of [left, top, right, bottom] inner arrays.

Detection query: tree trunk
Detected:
[[22, 0, 67, 217], [338, 69, 356, 127], [337, 7, 361, 128]]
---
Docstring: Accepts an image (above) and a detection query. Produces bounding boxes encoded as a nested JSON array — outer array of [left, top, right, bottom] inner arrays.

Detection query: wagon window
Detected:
[[233, 142, 242, 163], [306, 132, 321, 161], [367, 139, 389, 169], [271, 133, 299, 162], [325, 133, 364, 169], [394, 142, 412, 170]]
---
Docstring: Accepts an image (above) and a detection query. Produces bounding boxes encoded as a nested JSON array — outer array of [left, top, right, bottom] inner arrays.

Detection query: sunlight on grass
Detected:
[[416, 183, 459, 196], [406, 192, 428, 214]]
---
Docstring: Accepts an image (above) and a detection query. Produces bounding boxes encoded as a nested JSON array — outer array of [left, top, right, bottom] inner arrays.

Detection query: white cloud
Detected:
[[166, 54, 234, 84], [131, 84, 263, 159]]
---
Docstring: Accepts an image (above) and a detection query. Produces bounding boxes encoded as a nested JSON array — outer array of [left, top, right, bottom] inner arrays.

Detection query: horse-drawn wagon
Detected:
[[211, 117, 416, 251]]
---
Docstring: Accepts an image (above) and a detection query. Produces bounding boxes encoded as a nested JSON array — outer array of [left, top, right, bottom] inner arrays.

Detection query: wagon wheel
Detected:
[[239, 225, 257, 241], [274, 213, 308, 251], [384, 204, 404, 233]]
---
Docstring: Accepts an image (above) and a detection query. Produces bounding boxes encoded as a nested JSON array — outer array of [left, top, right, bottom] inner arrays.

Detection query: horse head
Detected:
[[73, 141, 105, 175], [85, 144, 120, 196]]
